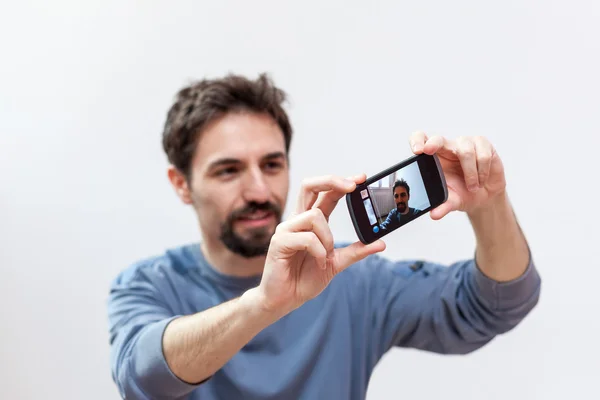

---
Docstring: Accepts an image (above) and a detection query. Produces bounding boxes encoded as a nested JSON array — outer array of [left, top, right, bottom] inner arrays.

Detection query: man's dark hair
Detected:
[[393, 179, 410, 196], [162, 73, 293, 179]]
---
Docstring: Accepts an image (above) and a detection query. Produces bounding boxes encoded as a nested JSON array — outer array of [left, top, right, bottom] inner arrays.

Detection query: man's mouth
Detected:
[[236, 210, 275, 228], [239, 210, 272, 220]]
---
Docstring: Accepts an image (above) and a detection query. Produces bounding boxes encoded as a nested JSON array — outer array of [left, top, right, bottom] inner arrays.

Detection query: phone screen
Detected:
[[346, 154, 447, 244], [362, 159, 431, 233]]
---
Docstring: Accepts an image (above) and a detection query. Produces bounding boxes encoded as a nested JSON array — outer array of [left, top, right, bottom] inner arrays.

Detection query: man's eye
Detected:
[[264, 162, 283, 171], [216, 167, 238, 176]]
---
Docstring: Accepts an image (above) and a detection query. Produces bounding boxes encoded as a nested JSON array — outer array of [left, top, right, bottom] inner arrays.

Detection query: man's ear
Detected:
[[167, 166, 193, 204]]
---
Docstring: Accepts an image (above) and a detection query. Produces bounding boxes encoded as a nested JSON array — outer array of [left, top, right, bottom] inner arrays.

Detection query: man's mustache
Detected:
[[229, 201, 282, 221]]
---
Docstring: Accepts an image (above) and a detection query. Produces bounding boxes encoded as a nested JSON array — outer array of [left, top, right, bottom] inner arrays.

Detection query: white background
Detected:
[[1, 1, 599, 399]]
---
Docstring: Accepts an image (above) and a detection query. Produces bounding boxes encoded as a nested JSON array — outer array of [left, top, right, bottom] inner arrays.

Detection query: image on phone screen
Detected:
[[364, 161, 431, 232]]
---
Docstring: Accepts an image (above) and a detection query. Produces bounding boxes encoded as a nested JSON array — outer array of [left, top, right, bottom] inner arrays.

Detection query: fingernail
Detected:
[[468, 184, 479, 192]]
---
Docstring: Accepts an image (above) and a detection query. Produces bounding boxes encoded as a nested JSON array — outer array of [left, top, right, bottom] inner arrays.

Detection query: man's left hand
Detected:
[[410, 132, 507, 219]]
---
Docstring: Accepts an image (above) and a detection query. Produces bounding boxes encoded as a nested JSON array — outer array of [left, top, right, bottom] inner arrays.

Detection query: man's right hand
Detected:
[[255, 175, 386, 316]]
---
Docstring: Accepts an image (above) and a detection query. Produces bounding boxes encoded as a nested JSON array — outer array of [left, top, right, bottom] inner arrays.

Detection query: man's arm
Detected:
[[468, 191, 529, 282], [361, 243, 540, 358], [108, 269, 279, 399], [361, 132, 542, 357], [161, 288, 279, 384], [380, 209, 394, 229]]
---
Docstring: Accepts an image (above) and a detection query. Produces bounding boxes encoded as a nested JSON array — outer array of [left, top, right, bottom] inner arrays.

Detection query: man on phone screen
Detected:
[[380, 179, 421, 230], [107, 73, 541, 400]]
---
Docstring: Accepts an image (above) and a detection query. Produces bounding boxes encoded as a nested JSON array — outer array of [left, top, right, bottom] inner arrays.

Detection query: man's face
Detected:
[[394, 186, 409, 214], [183, 112, 289, 257]]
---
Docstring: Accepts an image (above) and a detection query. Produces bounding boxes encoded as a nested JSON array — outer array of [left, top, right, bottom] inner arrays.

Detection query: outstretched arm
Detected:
[[361, 133, 542, 356], [469, 192, 529, 282], [410, 132, 531, 281]]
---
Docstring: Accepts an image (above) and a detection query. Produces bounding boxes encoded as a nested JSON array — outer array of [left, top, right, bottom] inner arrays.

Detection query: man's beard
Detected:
[[219, 201, 282, 258], [397, 202, 407, 213]]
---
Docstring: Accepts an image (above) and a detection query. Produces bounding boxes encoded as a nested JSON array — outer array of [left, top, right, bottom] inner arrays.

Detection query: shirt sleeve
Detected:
[[363, 251, 541, 358], [380, 210, 394, 230], [107, 264, 203, 399]]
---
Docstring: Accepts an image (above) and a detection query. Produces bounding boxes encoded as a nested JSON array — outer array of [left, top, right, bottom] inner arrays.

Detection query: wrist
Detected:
[[467, 190, 509, 220], [240, 287, 287, 325]]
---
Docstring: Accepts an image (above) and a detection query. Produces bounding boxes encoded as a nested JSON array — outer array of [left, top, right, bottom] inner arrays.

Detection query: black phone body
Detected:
[[346, 153, 448, 244]]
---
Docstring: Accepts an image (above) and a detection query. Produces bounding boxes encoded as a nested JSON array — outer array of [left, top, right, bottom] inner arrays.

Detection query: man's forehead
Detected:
[[193, 112, 286, 167]]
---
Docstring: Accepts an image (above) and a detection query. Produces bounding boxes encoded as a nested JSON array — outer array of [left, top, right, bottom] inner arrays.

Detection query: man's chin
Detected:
[[220, 216, 279, 258], [228, 227, 274, 255], [235, 224, 275, 240]]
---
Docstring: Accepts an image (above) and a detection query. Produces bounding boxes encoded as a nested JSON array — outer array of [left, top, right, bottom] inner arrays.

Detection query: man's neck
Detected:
[[200, 238, 266, 278], [398, 207, 411, 215]]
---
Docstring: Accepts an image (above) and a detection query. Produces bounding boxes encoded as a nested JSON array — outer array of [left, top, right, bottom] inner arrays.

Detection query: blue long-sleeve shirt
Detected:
[[380, 207, 420, 230], [107, 243, 541, 400]]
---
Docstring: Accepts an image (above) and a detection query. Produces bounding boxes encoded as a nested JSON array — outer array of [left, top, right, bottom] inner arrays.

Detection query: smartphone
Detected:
[[346, 153, 448, 244]]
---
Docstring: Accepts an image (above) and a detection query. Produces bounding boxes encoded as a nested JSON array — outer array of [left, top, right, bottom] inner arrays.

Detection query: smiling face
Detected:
[[169, 111, 289, 258]]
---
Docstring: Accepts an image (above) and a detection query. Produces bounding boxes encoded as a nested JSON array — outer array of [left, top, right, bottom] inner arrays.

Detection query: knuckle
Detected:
[[467, 173, 479, 182], [479, 154, 492, 164], [270, 231, 282, 245], [456, 146, 469, 156], [457, 143, 474, 156], [274, 222, 284, 234], [309, 232, 321, 247], [456, 136, 472, 147], [310, 207, 325, 220]]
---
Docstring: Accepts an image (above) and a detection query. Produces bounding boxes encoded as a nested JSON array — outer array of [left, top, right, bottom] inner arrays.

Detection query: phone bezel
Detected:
[[346, 153, 448, 244]]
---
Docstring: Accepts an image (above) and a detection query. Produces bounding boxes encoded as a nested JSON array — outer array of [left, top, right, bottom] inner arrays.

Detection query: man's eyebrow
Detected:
[[262, 151, 286, 160], [207, 158, 241, 170]]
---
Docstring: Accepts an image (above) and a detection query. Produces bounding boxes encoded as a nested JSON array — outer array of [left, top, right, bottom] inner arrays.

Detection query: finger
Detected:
[[333, 240, 386, 274], [422, 135, 457, 158], [276, 208, 334, 256], [313, 173, 366, 219], [296, 175, 356, 215], [429, 190, 462, 220], [473, 136, 493, 188], [275, 231, 328, 269], [455, 136, 479, 192], [409, 131, 429, 153]]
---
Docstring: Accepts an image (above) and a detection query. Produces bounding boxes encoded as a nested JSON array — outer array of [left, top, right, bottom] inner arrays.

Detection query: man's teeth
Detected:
[[244, 211, 269, 220]]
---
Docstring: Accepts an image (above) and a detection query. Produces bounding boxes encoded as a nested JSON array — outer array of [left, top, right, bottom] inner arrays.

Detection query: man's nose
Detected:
[[242, 168, 271, 204]]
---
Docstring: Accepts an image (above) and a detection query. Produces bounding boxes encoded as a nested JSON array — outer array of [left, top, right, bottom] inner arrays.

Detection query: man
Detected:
[[107, 73, 541, 400], [379, 179, 421, 230]]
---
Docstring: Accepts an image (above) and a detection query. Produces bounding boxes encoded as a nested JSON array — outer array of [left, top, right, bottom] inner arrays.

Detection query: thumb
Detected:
[[429, 190, 461, 220], [333, 240, 386, 273]]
